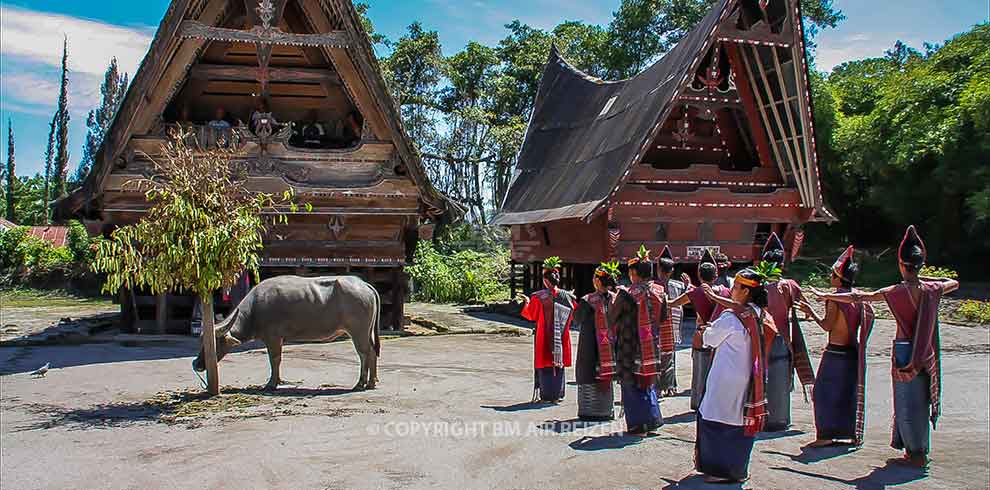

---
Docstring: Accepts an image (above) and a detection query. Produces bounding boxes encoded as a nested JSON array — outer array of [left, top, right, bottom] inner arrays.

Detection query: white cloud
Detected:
[[0, 5, 154, 124], [0, 5, 153, 77]]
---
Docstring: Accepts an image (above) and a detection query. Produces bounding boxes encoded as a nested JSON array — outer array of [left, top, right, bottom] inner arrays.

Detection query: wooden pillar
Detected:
[[509, 260, 517, 300], [392, 268, 404, 331], [522, 262, 531, 296], [155, 294, 168, 334]]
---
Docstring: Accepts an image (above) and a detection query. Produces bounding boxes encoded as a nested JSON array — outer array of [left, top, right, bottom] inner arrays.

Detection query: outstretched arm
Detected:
[[670, 289, 693, 308], [809, 286, 893, 304], [920, 276, 960, 295], [703, 283, 740, 309]]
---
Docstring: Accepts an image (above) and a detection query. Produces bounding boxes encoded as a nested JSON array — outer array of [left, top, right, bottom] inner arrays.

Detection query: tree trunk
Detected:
[[201, 294, 220, 396]]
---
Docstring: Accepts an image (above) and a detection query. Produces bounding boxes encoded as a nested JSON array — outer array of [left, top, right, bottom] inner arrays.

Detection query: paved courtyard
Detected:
[[1, 311, 988, 490]]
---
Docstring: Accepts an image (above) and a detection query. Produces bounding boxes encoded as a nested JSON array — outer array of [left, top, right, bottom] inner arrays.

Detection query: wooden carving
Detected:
[[178, 20, 349, 48]]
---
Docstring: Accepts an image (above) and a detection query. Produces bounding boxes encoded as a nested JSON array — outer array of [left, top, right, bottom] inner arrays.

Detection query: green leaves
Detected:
[[754, 261, 783, 284], [92, 129, 305, 298]]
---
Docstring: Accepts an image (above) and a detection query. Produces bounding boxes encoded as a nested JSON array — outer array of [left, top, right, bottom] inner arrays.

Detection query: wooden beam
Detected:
[[189, 64, 342, 84], [179, 21, 350, 48], [747, 45, 810, 205], [769, 49, 812, 207], [725, 43, 774, 169]]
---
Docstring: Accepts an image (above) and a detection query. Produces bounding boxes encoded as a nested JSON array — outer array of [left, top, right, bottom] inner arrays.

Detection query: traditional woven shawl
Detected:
[[737, 307, 777, 437], [623, 283, 665, 388], [852, 301, 876, 445], [885, 282, 944, 428], [584, 291, 616, 383], [769, 280, 815, 393]]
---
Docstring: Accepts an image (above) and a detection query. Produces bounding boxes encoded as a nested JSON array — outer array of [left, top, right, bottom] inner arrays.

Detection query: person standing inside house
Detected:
[[519, 257, 575, 403], [812, 226, 959, 468]]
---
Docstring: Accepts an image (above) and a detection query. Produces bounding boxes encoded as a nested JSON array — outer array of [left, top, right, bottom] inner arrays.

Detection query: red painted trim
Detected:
[[725, 43, 775, 172]]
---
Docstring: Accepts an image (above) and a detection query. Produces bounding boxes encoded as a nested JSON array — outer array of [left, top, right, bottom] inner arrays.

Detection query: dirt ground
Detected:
[[1, 308, 988, 490]]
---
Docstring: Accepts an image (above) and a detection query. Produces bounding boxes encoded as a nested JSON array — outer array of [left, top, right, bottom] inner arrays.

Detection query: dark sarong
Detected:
[[537, 367, 565, 402], [813, 344, 858, 440], [621, 382, 662, 433], [765, 334, 793, 431], [695, 417, 755, 481], [892, 340, 931, 457], [691, 348, 714, 411], [578, 383, 614, 420], [658, 353, 677, 393]]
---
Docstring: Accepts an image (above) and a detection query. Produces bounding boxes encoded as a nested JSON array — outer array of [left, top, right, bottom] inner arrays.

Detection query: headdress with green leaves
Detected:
[[627, 244, 651, 266], [735, 260, 782, 288], [542, 256, 562, 272], [595, 260, 621, 279]]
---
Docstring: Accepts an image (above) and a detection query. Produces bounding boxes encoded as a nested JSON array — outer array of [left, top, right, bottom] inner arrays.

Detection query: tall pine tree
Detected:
[[5, 119, 14, 221], [53, 36, 71, 198], [43, 114, 57, 223], [80, 58, 128, 182]]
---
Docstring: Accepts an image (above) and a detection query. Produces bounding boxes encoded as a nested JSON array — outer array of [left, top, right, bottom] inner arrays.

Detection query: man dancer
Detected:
[[799, 246, 875, 447], [710, 234, 816, 431], [655, 245, 686, 397], [813, 226, 959, 468], [520, 256, 576, 403], [670, 249, 730, 410]]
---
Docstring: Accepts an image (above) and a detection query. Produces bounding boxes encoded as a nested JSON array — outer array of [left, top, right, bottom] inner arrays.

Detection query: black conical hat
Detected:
[[832, 245, 855, 280], [762, 232, 785, 258], [700, 248, 717, 266], [898, 225, 927, 264], [659, 245, 674, 261]]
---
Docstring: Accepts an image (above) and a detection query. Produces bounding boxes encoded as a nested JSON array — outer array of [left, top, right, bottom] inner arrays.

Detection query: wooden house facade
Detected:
[[56, 0, 451, 333], [495, 0, 834, 296]]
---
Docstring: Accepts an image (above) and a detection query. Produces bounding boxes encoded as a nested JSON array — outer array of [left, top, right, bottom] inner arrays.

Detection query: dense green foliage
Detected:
[[955, 300, 990, 324], [816, 25, 990, 270], [365, 0, 843, 224], [0, 221, 97, 285], [406, 240, 509, 304]]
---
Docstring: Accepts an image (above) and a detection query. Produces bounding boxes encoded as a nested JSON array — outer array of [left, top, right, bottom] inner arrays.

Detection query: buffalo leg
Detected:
[[352, 334, 371, 391], [366, 338, 378, 390], [265, 338, 283, 390]]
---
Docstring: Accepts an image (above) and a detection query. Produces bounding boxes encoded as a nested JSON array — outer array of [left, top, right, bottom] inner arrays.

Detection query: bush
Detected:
[[67, 220, 96, 264], [407, 240, 508, 303], [955, 300, 990, 325], [921, 265, 959, 279], [0, 222, 96, 285]]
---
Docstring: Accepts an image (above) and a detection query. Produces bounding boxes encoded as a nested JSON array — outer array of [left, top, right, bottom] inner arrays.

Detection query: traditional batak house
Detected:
[[495, 0, 834, 296], [57, 0, 452, 333]]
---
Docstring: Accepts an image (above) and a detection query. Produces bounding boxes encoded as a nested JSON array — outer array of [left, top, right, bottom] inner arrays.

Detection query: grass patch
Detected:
[[788, 251, 901, 290], [0, 288, 113, 309]]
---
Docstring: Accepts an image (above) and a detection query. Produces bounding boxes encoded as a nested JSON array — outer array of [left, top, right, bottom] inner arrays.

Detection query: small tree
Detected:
[[93, 129, 306, 395], [5, 119, 14, 221]]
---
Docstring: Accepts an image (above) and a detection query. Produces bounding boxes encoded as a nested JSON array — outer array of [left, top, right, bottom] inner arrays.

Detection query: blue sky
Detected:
[[1, 0, 986, 177]]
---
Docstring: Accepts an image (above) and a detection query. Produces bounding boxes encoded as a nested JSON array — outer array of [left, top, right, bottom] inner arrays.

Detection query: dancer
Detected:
[[574, 261, 620, 421], [655, 245, 686, 397], [812, 226, 959, 468], [669, 249, 730, 410], [799, 245, 875, 447], [694, 264, 778, 483], [608, 246, 667, 436], [520, 256, 576, 403]]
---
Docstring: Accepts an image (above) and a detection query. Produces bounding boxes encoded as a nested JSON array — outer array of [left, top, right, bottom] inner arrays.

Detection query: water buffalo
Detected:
[[193, 275, 381, 391]]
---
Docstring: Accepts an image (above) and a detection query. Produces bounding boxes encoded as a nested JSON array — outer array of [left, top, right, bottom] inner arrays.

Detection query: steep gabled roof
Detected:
[[494, 0, 733, 225], [56, 0, 448, 219]]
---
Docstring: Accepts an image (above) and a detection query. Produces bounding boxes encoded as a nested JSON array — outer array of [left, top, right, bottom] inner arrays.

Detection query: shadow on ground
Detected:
[[763, 443, 860, 464], [7, 384, 360, 432], [770, 459, 929, 489], [569, 433, 643, 451], [660, 474, 745, 489]]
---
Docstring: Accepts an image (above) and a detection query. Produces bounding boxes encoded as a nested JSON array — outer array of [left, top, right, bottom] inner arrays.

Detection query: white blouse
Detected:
[[698, 305, 761, 426]]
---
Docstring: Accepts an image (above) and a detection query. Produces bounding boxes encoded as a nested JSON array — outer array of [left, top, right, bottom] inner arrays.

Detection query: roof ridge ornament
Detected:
[[256, 0, 275, 30]]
